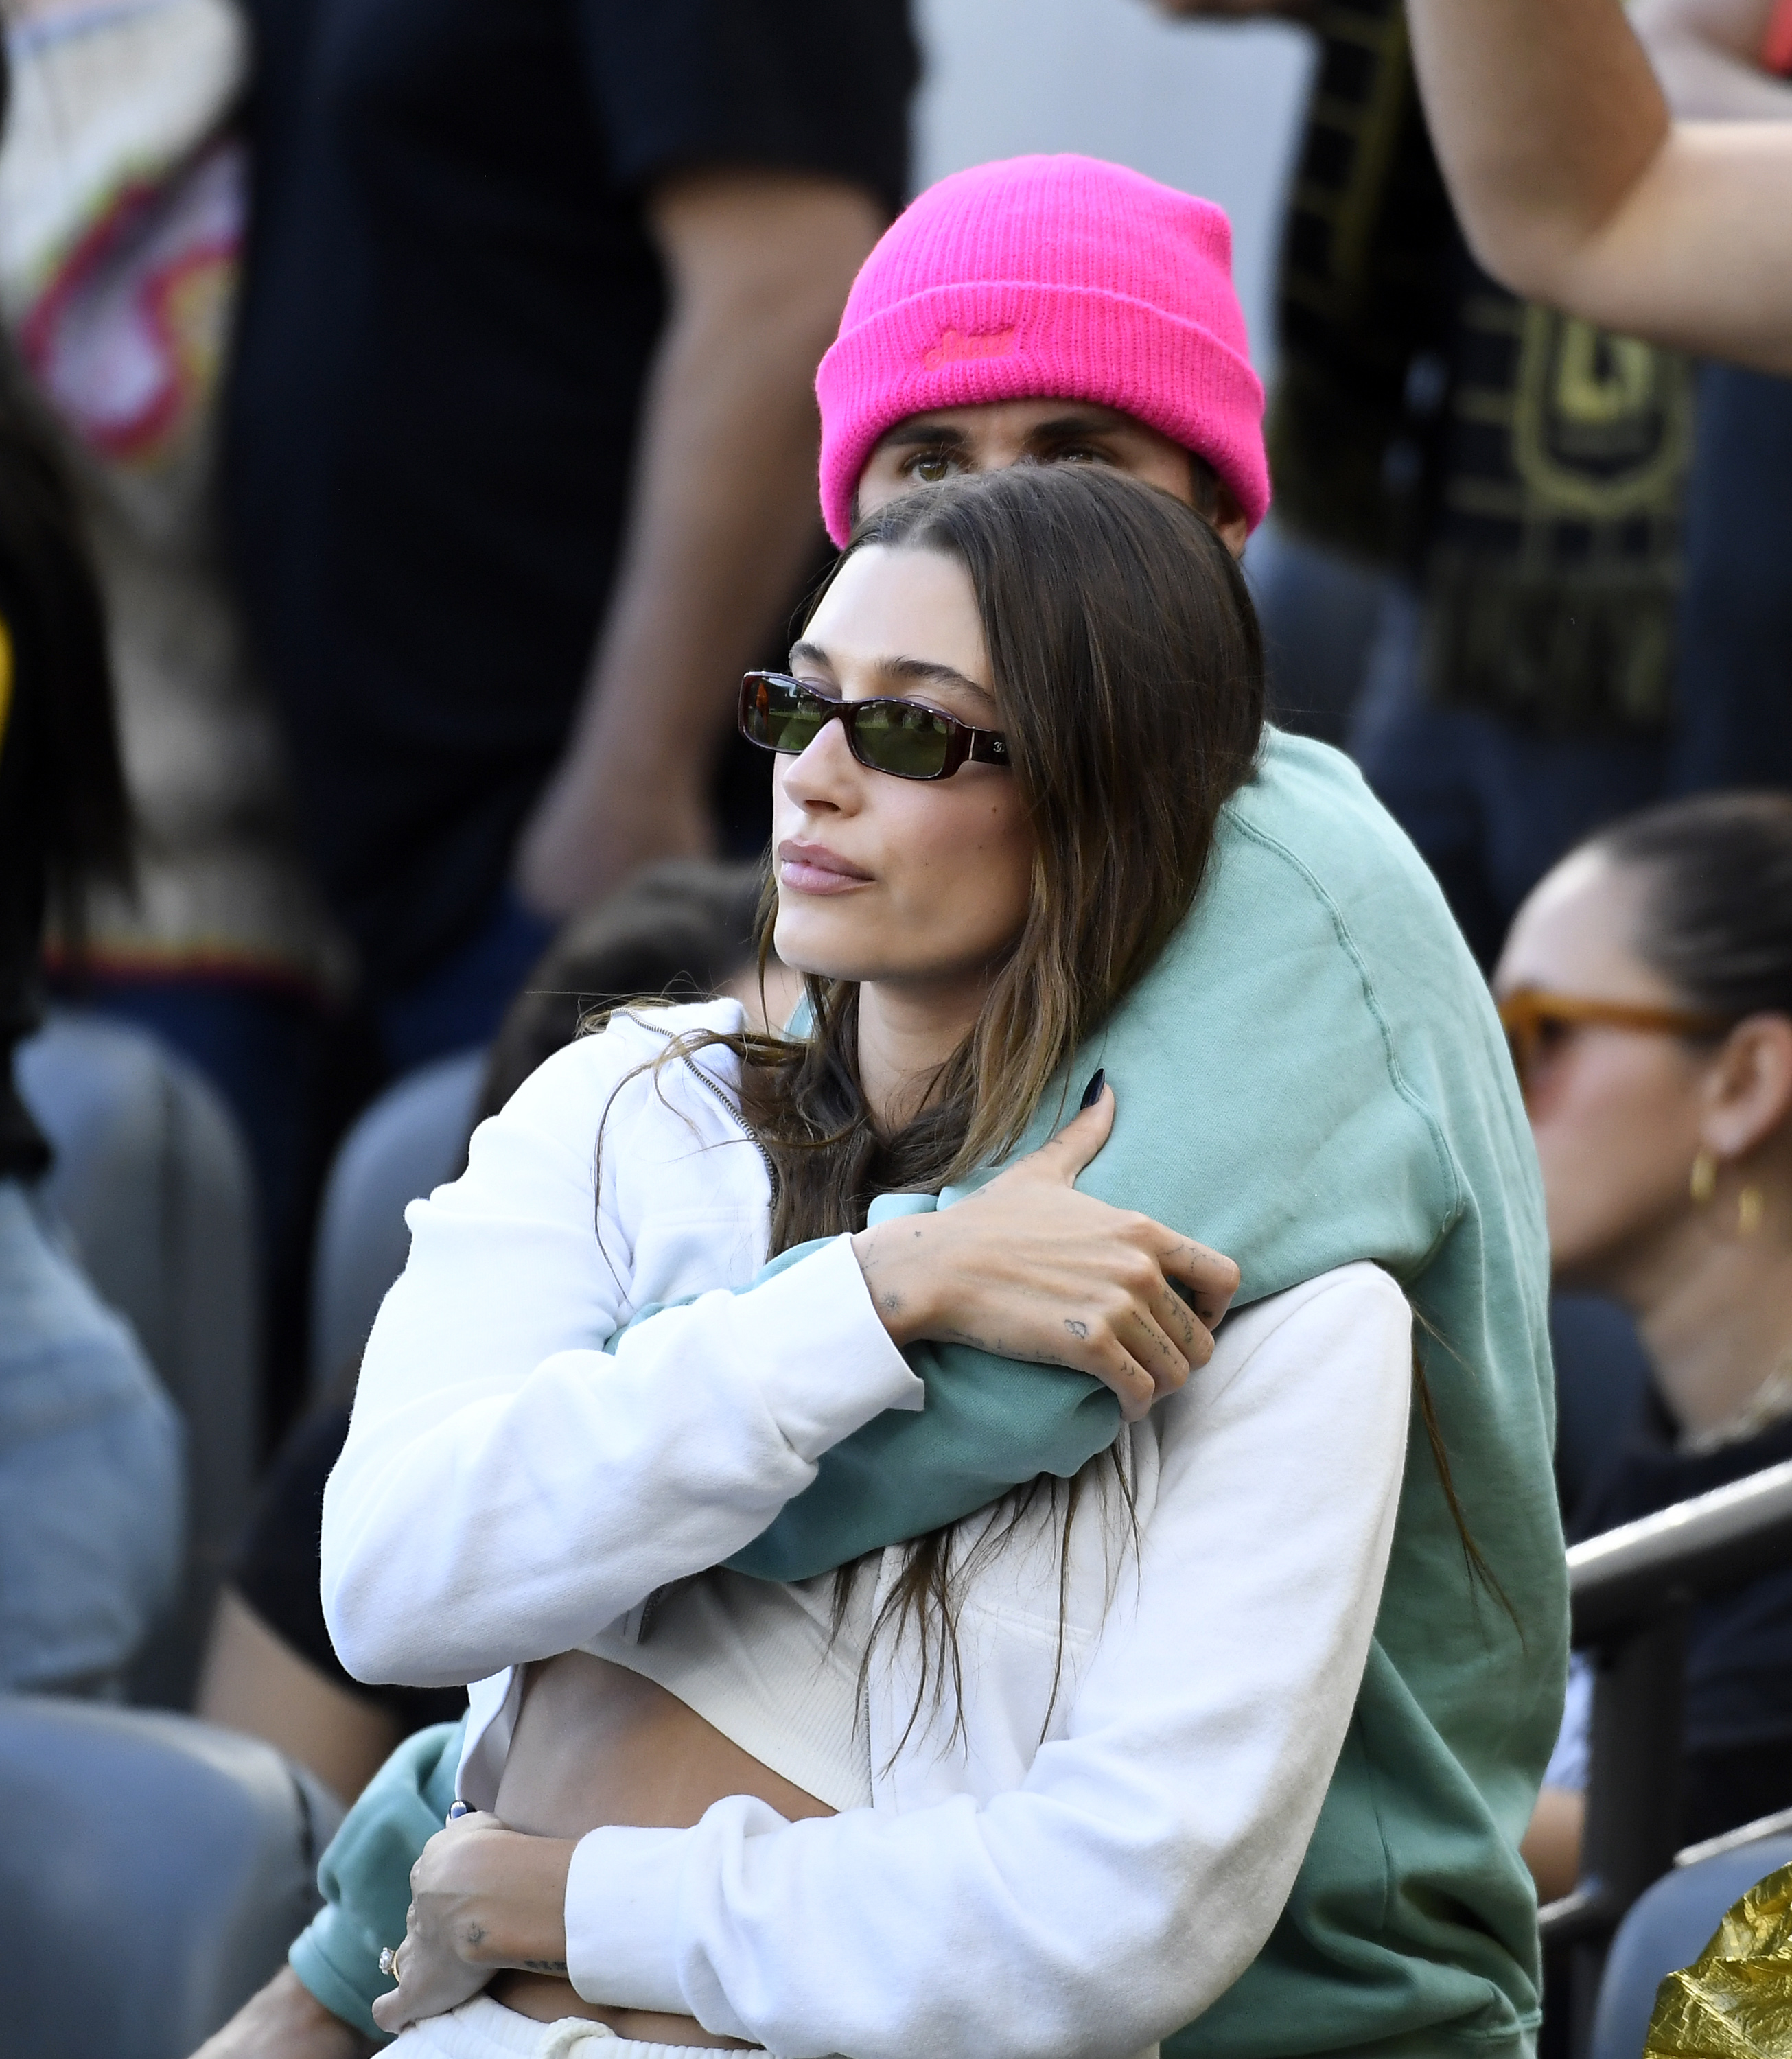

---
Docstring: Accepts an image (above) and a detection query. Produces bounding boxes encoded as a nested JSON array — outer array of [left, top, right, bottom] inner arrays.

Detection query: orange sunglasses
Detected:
[[1496, 986, 1732, 1093]]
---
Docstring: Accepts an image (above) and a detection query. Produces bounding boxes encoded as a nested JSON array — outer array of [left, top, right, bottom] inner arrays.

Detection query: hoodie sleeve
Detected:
[[321, 1022, 919, 1689]]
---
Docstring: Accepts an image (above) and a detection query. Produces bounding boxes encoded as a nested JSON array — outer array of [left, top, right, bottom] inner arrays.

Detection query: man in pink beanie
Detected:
[[817, 152, 1266, 555]]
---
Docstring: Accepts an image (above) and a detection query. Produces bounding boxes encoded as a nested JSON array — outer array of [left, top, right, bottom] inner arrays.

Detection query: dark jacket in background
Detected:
[[1572, 1396, 1792, 1846], [224, 0, 915, 993]]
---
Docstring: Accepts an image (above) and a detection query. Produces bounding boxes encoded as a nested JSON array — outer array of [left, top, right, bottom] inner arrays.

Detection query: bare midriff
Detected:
[[488, 1649, 834, 2046]]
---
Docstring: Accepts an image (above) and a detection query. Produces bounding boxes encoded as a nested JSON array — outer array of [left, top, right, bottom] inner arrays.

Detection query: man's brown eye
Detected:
[[910, 452, 955, 483]]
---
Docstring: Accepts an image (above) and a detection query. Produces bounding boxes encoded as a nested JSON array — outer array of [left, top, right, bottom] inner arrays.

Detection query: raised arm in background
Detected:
[[1403, 0, 1792, 369], [1633, 0, 1792, 116], [513, 171, 883, 919]]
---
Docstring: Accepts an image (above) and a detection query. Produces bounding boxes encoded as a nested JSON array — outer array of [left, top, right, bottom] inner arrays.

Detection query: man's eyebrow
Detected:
[[876, 421, 973, 449], [1024, 409, 1131, 440], [789, 640, 833, 672]]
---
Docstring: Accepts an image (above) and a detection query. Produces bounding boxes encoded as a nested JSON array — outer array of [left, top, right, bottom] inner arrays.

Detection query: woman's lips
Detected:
[[777, 839, 873, 895]]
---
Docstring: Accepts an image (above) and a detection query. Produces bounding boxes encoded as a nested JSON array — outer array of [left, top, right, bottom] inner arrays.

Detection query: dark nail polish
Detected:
[[1079, 1067, 1106, 1111]]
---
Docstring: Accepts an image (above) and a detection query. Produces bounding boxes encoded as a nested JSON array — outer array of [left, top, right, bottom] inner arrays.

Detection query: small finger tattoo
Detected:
[[1064, 1318, 1089, 1340]]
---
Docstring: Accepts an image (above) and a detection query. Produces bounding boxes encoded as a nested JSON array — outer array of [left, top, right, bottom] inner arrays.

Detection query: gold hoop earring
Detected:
[[1691, 1148, 1719, 1205], [1739, 1185, 1766, 1237]]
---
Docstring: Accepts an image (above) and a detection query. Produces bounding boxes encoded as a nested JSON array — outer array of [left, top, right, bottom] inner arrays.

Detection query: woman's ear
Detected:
[[1699, 1014, 1792, 1161]]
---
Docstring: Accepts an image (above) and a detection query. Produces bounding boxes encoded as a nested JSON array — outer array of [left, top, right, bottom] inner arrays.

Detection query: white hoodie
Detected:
[[323, 1003, 1412, 2059]]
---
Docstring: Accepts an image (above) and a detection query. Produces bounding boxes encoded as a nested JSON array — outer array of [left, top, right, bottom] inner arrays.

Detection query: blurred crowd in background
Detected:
[[5, 0, 1792, 2050]]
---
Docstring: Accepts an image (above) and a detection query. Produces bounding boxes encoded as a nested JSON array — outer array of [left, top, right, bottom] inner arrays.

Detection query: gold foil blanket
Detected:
[[1646, 1863, 1792, 2057]]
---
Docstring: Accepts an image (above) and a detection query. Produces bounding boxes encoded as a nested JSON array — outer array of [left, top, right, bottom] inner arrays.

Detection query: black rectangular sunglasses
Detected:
[[738, 671, 1010, 782]]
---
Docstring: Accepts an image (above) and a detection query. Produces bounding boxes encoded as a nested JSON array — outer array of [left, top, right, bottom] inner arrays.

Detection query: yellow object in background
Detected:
[[1646, 1863, 1792, 2056], [0, 614, 14, 763]]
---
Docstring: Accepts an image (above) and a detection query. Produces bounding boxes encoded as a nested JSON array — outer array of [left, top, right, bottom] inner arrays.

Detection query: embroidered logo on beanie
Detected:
[[923, 327, 1019, 373], [815, 154, 1270, 546]]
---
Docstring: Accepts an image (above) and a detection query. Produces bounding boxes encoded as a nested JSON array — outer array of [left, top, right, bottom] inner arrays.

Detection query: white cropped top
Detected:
[[587, 1564, 879, 1813], [331, 1008, 1415, 2059]]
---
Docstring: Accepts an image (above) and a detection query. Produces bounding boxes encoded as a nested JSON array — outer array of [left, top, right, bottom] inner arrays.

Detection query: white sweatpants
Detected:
[[387, 1994, 1162, 2059], [383, 1994, 764, 2059]]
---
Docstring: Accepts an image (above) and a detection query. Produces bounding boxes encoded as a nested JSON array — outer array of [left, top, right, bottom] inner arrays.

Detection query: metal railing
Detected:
[[1540, 1456, 1792, 2054]]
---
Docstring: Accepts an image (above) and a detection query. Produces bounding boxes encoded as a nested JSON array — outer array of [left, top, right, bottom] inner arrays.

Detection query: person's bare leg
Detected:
[[1521, 1785, 1585, 1905], [197, 1585, 401, 1805], [189, 1965, 375, 2059]]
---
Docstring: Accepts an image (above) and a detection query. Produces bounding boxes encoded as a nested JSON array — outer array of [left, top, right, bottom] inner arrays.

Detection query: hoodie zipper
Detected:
[[686, 1051, 780, 1207]]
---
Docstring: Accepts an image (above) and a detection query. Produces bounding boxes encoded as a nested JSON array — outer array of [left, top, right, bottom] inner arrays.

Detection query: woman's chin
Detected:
[[771, 918, 869, 988]]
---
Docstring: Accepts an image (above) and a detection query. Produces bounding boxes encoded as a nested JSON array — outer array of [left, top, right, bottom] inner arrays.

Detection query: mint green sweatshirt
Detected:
[[292, 729, 1564, 2055]]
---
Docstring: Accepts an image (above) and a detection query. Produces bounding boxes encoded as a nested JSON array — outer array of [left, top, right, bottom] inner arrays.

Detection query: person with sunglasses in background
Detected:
[[1495, 793, 1792, 1899]]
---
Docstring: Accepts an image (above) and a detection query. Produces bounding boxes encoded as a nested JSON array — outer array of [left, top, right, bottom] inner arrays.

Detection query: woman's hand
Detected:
[[370, 1811, 577, 2035], [851, 1084, 1240, 1422]]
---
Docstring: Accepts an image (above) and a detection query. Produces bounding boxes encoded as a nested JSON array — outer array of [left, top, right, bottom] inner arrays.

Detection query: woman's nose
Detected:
[[780, 712, 861, 810]]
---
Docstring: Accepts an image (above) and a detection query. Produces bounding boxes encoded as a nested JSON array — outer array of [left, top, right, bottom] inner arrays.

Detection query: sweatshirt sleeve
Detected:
[[287, 1719, 467, 2040], [562, 1264, 1413, 2059], [321, 1030, 920, 1688]]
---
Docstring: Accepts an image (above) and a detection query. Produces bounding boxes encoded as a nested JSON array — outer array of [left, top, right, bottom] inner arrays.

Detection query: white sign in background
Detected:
[[911, 0, 1316, 384]]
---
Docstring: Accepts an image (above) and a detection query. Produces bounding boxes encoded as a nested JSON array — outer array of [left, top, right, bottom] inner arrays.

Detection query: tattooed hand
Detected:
[[850, 1083, 1240, 1422], [370, 1811, 576, 2035]]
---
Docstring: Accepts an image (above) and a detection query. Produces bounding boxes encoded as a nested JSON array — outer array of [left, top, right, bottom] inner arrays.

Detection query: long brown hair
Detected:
[[617, 465, 1265, 1730], [737, 463, 1264, 1248]]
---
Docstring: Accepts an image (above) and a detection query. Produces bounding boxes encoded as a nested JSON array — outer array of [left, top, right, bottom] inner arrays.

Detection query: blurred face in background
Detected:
[[1493, 841, 1792, 1323], [854, 398, 1250, 554], [1493, 850, 1719, 1294]]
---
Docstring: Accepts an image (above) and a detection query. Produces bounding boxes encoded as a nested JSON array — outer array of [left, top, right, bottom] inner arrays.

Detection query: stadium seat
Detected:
[[1591, 1826, 1792, 2059], [0, 1694, 343, 2058], [16, 1012, 258, 1707], [309, 1045, 485, 1394]]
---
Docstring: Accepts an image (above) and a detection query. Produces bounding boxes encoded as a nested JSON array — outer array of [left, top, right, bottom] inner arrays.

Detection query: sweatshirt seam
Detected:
[[1227, 810, 1465, 1275], [1356, 1701, 1398, 1940]]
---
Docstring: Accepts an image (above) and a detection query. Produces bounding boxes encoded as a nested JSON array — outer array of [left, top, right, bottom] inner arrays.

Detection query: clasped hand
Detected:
[[851, 1083, 1240, 1422], [371, 1811, 575, 2035]]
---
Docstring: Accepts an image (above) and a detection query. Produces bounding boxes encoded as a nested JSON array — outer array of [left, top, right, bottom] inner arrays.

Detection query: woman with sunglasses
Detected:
[[315, 462, 1555, 2059], [1496, 793, 1792, 1898]]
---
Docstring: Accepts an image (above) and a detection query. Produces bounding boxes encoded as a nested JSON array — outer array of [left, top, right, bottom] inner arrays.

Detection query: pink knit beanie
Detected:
[[816, 154, 1269, 546]]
